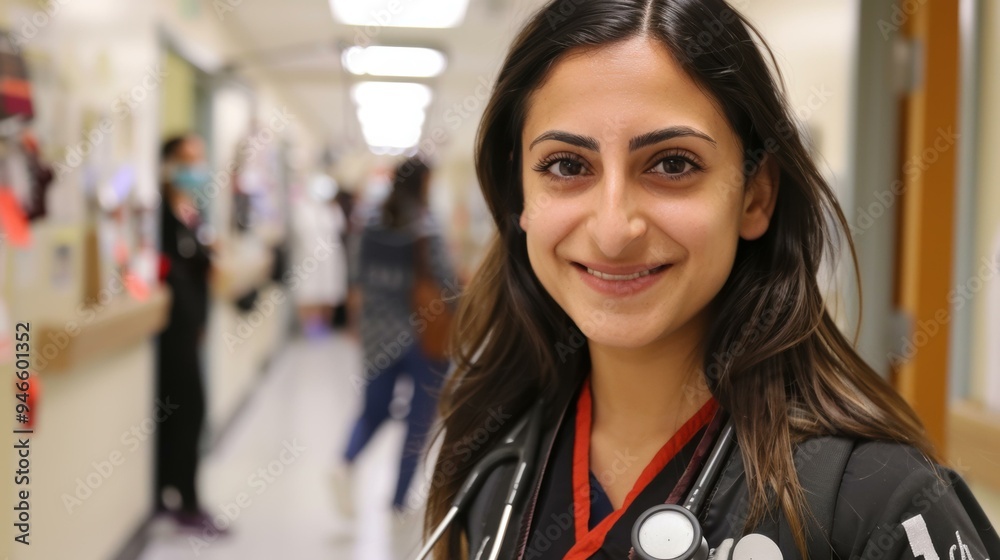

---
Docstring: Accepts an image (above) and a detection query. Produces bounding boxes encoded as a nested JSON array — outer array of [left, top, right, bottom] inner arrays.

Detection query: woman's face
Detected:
[[519, 36, 776, 352]]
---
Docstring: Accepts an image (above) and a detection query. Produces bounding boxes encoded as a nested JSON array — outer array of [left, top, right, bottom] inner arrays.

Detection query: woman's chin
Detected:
[[578, 324, 661, 351]]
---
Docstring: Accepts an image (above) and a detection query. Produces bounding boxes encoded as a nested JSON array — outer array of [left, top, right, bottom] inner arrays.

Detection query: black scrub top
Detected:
[[160, 197, 211, 334], [522, 379, 723, 559], [516, 382, 1000, 560]]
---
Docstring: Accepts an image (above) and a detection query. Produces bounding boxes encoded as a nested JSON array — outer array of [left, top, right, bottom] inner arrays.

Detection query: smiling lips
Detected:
[[575, 261, 670, 279], [583, 264, 668, 281], [572, 261, 671, 296], [573, 262, 671, 297]]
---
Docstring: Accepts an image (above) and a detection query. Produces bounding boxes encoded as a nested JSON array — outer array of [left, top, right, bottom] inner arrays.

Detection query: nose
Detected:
[[585, 171, 647, 257]]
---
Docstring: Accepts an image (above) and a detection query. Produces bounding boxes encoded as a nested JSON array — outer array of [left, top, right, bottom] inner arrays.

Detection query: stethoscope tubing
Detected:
[[415, 405, 734, 560], [683, 419, 736, 514], [413, 401, 545, 560], [485, 401, 544, 560]]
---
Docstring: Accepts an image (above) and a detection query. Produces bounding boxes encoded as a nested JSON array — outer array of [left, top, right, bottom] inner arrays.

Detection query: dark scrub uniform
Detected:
[[462, 378, 1000, 560], [155, 200, 210, 514], [523, 380, 722, 559]]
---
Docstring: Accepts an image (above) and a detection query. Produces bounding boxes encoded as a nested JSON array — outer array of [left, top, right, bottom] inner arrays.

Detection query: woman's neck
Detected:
[[587, 313, 713, 446], [583, 313, 714, 509]]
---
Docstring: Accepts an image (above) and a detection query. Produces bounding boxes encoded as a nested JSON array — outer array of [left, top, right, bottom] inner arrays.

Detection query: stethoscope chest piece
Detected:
[[631, 504, 709, 560], [731, 533, 782, 560]]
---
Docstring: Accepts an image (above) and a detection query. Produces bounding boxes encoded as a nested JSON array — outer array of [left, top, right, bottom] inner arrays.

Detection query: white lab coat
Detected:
[[290, 196, 348, 307]]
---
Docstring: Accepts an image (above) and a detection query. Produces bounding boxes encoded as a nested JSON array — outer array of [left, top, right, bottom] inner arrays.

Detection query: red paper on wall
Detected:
[[0, 188, 31, 247]]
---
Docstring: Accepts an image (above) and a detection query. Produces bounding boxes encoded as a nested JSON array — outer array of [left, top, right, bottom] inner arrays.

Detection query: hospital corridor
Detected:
[[2, 0, 1000, 559]]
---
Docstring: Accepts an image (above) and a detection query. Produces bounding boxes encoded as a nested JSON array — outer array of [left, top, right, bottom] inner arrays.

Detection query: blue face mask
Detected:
[[170, 164, 211, 195]]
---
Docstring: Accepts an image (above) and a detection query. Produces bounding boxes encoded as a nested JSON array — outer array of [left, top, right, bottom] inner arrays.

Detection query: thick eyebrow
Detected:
[[528, 130, 599, 152], [528, 125, 717, 152], [629, 126, 717, 151]]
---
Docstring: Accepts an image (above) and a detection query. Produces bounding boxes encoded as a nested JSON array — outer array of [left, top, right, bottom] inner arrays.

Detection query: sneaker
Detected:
[[170, 510, 232, 537], [329, 463, 356, 520], [304, 317, 330, 340]]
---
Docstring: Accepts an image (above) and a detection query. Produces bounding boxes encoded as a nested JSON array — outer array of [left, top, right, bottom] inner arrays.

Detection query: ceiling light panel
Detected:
[[330, 0, 469, 29], [342, 46, 447, 78], [351, 81, 432, 109], [351, 81, 433, 151]]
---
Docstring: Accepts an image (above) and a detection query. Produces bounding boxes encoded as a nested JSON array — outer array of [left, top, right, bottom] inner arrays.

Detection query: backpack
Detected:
[[0, 31, 34, 121], [779, 437, 855, 560], [708, 436, 855, 560]]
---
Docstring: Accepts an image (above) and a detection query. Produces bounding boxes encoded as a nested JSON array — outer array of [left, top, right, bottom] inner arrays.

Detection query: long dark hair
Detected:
[[382, 156, 430, 229], [426, 0, 937, 557]]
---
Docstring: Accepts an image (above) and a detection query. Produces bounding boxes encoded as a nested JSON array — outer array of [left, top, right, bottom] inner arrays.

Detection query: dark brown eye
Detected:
[[550, 159, 584, 177], [654, 156, 692, 175]]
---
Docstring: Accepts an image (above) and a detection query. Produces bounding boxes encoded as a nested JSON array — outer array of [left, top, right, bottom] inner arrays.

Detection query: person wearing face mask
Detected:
[[154, 133, 221, 532]]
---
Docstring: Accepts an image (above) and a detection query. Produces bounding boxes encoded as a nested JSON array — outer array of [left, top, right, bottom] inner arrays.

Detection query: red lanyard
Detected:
[[566, 378, 719, 559]]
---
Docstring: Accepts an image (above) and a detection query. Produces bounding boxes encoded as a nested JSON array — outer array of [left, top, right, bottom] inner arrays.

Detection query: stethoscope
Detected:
[[413, 402, 738, 560], [630, 419, 736, 560], [414, 400, 545, 560]]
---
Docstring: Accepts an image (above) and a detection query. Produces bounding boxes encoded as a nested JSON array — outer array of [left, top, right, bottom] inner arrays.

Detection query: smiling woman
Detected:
[[420, 1, 1000, 559], [519, 36, 772, 354]]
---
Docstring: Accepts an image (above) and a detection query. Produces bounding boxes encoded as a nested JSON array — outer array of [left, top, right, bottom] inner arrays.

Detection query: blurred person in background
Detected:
[[290, 172, 348, 338], [155, 134, 221, 531], [332, 157, 457, 522], [331, 182, 357, 328]]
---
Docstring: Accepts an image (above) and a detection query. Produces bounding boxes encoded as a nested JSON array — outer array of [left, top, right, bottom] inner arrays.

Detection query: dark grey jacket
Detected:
[[351, 209, 457, 368]]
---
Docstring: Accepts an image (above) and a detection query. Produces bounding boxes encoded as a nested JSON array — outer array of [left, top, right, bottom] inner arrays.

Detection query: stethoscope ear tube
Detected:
[[412, 400, 545, 560], [683, 421, 736, 514], [484, 400, 545, 560]]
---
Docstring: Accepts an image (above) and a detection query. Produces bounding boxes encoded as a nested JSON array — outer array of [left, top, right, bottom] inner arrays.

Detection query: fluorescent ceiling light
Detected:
[[371, 147, 414, 156], [351, 81, 432, 150], [351, 81, 432, 109], [357, 106, 426, 129], [330, 0, 469, 28], [360, 123, 423, 149], [343, 46, 447, 78]]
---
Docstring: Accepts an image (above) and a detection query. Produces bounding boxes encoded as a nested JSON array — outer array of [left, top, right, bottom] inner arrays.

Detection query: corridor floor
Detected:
[[139, 333, 427, 560]]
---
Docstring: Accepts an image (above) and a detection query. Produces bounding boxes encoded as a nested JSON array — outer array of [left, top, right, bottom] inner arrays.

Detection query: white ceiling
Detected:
[[216, 0, 551, 163]]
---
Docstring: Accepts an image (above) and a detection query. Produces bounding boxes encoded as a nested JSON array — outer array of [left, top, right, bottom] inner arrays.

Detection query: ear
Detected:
[[739, 156, 779, 241]]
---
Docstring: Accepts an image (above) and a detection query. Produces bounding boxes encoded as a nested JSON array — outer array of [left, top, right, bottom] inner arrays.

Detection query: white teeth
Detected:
[[585, 266, 660, 281]]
